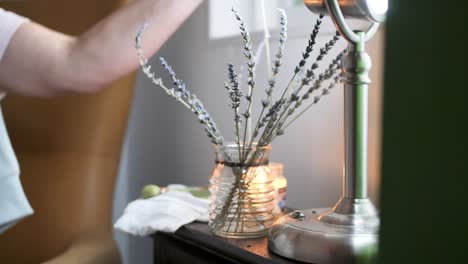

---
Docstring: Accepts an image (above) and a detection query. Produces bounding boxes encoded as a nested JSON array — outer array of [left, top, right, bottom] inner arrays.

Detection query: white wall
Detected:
[[113, 2, 385, 264]]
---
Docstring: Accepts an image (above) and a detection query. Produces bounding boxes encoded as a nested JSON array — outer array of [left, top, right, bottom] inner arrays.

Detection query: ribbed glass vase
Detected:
[[208, 143, 276, 238]]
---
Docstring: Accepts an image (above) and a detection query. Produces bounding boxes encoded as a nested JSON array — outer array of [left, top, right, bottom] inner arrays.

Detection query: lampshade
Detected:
[[304, 0, 388, 23]]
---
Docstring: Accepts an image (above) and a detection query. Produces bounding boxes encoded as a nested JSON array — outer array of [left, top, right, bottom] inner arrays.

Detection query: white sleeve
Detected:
[[0, 8, 29, 100], [0, 9, 33, 233], [0, 8, 29, 62], [0, 13, 34, 227], [0, 106, 33, 234]]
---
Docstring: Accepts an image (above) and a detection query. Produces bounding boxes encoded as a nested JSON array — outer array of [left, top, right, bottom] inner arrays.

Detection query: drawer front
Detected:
[[154, 232, 244, 264]]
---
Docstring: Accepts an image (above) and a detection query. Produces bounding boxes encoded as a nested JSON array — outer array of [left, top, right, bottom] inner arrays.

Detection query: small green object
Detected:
[[141, 185, 161, 199], [188, 187, 210, 199]]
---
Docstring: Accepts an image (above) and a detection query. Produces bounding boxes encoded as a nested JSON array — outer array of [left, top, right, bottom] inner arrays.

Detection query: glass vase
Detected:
[[208, 143, 276, 238]]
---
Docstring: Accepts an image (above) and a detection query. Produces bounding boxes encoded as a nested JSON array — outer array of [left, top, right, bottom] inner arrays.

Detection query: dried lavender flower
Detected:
[[275, 50, 347, 136], [265, 9, 288, 106], [276, 53, 344, 134], [225, 63, 243, 146], [251, 9, 288, 143], [231, 7, 255, 98], [318, 31, 341, 61], [282, 72, 344, 131], [253, 98, 284, 138], [294, 14, 324, 74], [260, 37, 343, 145], [135, 23, 224, 145], [300, 30, 341, 87], [136, 23, 189, 108], [135, 6, 344, 164], [255, 98, 284, 143], [232, 6, 257, 155], [226, 63, 242, 110], [237, 40, 265, 96], [299, 49, 345, 103], [269, 8, 288, 84], [255, 14, 332, 145], [159, 58, 224, 145]]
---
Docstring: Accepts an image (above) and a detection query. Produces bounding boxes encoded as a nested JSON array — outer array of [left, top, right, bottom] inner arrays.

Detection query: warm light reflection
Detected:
[[274, 176, 287, 190], [304, 0, 357, 9], [250, 166, 268, 183]]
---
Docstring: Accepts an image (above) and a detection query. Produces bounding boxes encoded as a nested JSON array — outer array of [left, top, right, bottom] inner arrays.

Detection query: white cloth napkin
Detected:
[[114, 185, 209, 236]]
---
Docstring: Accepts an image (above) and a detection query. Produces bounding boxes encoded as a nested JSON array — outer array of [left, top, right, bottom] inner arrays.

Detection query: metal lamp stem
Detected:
[[316, 32, 378, 230], [344, 34, 370, 201]]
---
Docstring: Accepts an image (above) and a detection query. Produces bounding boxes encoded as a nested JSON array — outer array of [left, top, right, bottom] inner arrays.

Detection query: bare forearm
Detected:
[[0, 0, 202, 97], [67, 0, 202, 92]]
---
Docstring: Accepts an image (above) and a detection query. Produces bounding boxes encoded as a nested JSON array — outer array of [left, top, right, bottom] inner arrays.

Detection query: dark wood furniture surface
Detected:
[[154, 221, 304, 264]]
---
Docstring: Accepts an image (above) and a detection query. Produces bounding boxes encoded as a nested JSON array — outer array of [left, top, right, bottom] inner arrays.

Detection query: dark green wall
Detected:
[[379, 0, 468, 263]]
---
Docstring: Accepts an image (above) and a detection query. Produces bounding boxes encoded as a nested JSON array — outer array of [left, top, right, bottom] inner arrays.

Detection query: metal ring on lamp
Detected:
[[324, 0, 380, 44]]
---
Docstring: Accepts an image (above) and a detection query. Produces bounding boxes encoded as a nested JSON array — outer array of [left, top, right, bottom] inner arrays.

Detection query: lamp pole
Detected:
[[318, 29, 379, 228], [344, 33, 370, 201]]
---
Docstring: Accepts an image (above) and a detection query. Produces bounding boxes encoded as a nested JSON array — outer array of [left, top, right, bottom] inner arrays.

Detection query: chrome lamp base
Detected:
[[268, 198, 379, 264]]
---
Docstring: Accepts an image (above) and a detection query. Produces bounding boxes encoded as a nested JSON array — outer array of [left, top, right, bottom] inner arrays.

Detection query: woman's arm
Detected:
[[0, 0, 202, 97]]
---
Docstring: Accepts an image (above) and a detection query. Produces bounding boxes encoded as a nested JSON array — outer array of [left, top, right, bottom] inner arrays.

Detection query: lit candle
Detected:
[[269, 162, 287, 213]]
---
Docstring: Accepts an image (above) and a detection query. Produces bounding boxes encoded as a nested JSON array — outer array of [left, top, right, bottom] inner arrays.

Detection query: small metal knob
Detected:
[[289, 210, 305, 220]]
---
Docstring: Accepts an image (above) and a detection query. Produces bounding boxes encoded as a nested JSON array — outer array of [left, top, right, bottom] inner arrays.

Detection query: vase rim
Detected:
[[214, 142, 272, 151]]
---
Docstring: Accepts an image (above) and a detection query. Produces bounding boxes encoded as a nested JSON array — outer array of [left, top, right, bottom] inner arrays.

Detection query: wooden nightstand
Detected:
[[153, 221, 303, 264]]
